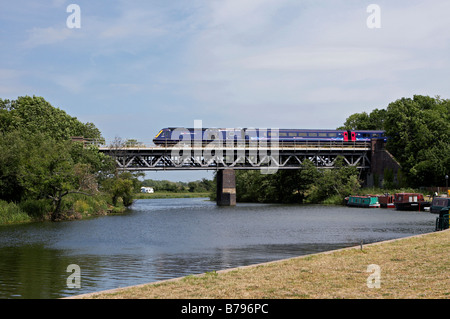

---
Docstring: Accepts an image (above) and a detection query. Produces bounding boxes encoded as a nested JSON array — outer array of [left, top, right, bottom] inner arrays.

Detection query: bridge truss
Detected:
[[95, 141, 372, 172]]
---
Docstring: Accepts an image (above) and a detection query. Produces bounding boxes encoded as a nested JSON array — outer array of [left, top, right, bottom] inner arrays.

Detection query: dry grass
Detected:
[[72, 229, 449, 299]]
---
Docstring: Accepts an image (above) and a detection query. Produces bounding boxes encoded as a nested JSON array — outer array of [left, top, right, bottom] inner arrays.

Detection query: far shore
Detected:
[[134, 191, 211, 199]]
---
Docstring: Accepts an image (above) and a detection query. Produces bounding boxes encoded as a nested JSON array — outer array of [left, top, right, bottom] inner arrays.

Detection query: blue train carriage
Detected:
[[242, 129, 385, 143], [269, 129, 346, 142], [153, 128, 344, 145], [153, 127, 237, 145], [354, 130, 387, 142], [152, 128, 387, 145]]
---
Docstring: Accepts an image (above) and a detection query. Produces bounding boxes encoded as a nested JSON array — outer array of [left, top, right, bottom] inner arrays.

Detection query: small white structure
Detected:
[[140, 187, 154, 194]]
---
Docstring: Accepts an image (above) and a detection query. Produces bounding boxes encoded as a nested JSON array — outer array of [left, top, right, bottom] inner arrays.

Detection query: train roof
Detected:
[[163, 127, 384, 132]]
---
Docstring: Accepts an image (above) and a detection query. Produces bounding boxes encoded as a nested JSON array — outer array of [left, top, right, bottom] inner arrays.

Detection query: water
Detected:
[[0, 198, 437, 299]]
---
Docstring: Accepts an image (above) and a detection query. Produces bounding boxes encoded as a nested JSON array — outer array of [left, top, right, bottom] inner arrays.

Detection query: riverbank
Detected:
[[0, 191, 212, 225], [134, 191, 211, 199], [0, 193, 127, 225], [71, 229, 449, 299]]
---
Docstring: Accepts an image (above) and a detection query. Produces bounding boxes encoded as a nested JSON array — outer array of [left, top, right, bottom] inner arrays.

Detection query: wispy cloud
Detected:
[[2, 0, 450, 136], [175, 0, 450, 123], [22, 26, 75, 48]]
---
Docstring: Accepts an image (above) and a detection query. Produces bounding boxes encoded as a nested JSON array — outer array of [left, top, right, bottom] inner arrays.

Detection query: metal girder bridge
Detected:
[[94, 141, 372, 172]]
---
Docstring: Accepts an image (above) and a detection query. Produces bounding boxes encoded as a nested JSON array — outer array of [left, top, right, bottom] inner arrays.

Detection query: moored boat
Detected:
[[347, 195, 380, 208], [378, 194, 395, 208], [430, 196, 450, 214], [394, 193, 430, 211]]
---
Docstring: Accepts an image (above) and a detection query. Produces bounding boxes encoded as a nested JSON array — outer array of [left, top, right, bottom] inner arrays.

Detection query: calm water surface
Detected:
[[0, 198, 437, 299]]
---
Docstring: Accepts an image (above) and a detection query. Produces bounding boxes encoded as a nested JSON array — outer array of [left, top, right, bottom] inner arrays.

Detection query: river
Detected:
[[0, 197, 437, 299]]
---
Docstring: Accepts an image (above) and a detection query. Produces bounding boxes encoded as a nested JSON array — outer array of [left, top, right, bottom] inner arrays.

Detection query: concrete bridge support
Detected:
[[216, 169, 236, 206], [366, 139, 401, 187]]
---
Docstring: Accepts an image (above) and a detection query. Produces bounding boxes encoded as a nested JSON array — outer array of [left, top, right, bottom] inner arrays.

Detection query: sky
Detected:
[[1, 0, 450, 181]]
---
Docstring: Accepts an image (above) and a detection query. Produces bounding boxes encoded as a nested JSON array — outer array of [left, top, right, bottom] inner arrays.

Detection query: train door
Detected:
[[351, 131, 356, 141], [343, 131, 348, 141]]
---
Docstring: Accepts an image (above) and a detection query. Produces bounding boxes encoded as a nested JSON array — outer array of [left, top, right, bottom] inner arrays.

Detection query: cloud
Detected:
[[176, 0, 450, 120], [236, 46, 406, 71], [98, 8, 167, 39], [6, 0, 450, 139], [22, 27, 75, 48]]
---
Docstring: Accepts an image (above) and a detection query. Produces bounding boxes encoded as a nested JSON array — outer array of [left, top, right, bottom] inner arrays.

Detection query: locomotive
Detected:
[[153, 127, 386, 146]]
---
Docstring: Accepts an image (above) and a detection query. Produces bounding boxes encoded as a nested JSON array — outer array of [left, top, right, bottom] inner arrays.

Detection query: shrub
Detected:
[[0, 200, 32, 224], [19, 199, 52, 219]]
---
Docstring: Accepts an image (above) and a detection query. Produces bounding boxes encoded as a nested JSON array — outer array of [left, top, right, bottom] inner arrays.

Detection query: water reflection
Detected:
[[0, 198, 436, 298]]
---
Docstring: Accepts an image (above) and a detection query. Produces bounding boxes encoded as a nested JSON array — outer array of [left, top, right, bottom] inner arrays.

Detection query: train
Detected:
[[153, 127, 387, 146]]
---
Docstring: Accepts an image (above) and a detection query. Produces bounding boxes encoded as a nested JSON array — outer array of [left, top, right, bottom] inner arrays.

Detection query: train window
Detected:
[[308, 133, 317, 137], [318, 133, 327, 137], [298, 133, 307, 137], [328, 133, 337, 137], [279, 133, 286, 137], [289, 133, 297, 137]]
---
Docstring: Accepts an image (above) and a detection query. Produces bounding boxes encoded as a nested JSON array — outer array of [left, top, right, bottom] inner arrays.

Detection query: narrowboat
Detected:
[[430, 197, 450, 214], [394, 193, 430, 211], [378, 194, 395, 208], [347, 195, 380, 208]]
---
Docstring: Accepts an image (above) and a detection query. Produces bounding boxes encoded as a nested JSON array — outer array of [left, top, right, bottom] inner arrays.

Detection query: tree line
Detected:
[[339, 95, 449, 187], [141, 178, 214, 193], [212, 95, 449, 204], [1, 94, 447, 222], [209, 157, 361, 205], [0, 96, 141, 222]]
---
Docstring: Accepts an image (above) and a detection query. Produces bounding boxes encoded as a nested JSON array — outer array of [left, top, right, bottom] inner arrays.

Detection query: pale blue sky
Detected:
[[1, 0, 449, 181]]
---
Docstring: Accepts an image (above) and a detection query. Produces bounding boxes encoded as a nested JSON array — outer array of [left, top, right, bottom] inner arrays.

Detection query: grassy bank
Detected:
[[73, 229, 449, 299], [0, 200, 33, 225], [0, 193, 127, 225], [1, 191, 211, 225], [134, 192, 211, 199]]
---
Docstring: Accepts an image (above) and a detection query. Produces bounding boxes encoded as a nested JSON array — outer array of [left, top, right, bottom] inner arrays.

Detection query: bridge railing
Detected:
[[82, 139, 371, 150]]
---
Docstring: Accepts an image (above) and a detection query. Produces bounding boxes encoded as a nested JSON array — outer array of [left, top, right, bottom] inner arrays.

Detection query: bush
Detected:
[[19, 199, 52, 219], [0, 200, 32, 224], [73, 199, 91, 214], [321, 194, 345, 205], [64, 193, 110, 215]]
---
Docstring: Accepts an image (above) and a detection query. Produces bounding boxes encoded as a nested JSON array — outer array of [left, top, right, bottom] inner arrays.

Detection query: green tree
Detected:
[[0, 96, 101, 140], [339, 95, 449, 187], [234, 161, 320, 204], [0, 95, 118, 221], [102, 171, 142, 207], [307, 157, 360, 203], [338, 108, 386, 130], [384, 95, 450, 186], [0, 131, 27, 202]]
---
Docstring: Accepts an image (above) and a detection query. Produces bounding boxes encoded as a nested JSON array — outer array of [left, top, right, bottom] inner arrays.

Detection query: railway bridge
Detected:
[[81, 138, 399, 206]]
